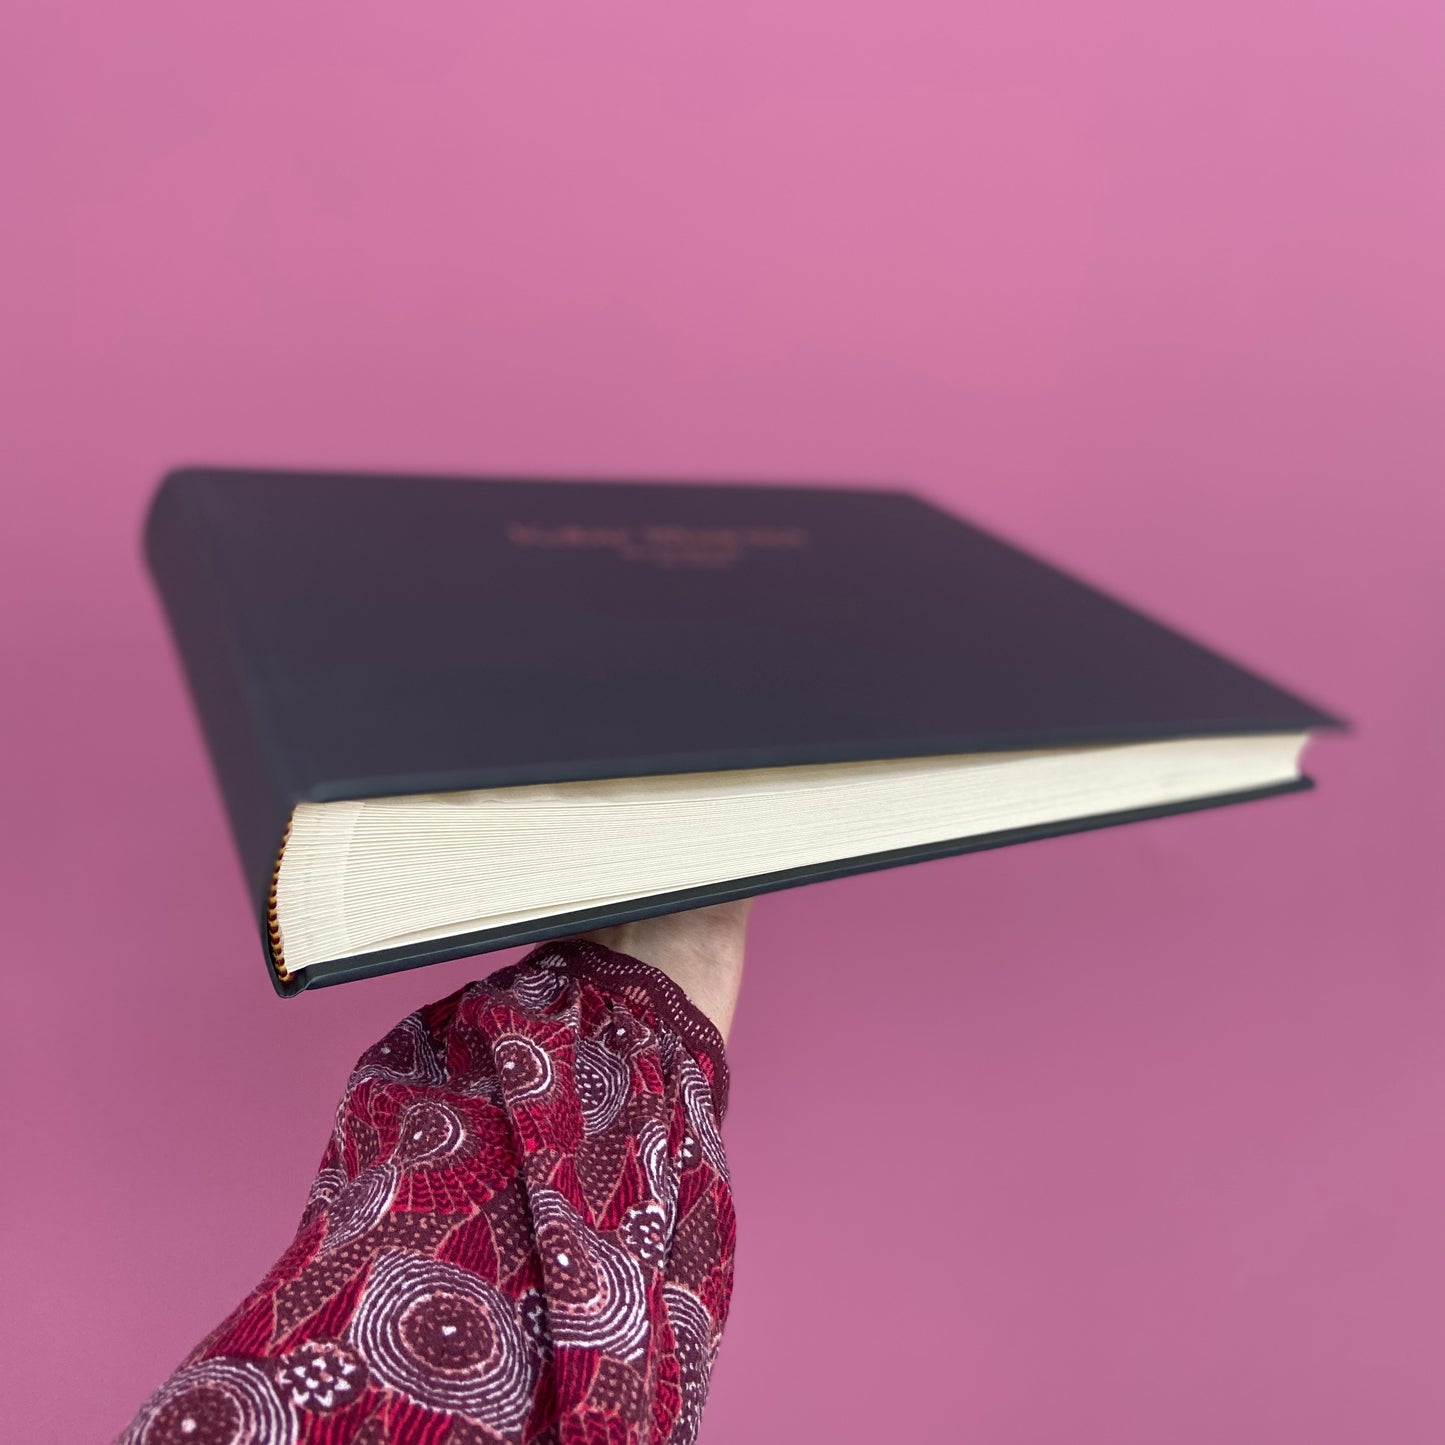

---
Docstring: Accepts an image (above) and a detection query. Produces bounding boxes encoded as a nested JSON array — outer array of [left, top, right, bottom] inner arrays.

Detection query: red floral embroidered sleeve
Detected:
[[119, 940, 735, 1445]]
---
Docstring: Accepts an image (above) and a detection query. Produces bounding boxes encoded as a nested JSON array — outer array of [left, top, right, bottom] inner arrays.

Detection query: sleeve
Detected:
[[118, 939, 736, 1445]]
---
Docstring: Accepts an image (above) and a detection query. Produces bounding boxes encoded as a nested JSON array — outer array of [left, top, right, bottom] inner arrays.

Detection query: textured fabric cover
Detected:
[[119, 941, 735, 1445]]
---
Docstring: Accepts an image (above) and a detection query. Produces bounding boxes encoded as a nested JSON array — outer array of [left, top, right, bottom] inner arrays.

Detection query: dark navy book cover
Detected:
[[145, 467, 1339, 991]]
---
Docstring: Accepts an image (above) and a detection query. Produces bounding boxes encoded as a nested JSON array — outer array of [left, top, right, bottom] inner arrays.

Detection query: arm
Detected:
[[580, 898, 752, 1042], [119, 904, 748, 1445]]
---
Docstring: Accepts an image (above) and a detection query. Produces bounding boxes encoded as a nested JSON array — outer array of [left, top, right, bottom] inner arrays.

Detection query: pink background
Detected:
[[2, 2, 1442, 1440]]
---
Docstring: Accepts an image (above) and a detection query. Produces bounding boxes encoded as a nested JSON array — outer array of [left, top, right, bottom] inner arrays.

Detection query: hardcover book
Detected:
[[144, 467, 1340, 995]]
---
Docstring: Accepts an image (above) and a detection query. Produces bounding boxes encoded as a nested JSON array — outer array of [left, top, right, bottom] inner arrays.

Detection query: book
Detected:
[[145, 466, 1342, 995]]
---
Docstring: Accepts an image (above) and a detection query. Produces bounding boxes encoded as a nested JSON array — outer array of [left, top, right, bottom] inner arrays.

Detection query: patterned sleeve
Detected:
[[119, 940, 735, 1445]]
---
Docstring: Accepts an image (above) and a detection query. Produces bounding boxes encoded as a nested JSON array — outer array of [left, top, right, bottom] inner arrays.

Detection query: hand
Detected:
[[579, 899, 752, 1042]]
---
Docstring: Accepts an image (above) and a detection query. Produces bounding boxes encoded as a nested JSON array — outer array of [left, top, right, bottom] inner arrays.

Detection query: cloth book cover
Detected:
[[144, 467, 1341, 995]]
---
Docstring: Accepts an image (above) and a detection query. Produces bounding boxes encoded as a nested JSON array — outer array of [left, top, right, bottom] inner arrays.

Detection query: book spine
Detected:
[[144, 473, 299, 992]]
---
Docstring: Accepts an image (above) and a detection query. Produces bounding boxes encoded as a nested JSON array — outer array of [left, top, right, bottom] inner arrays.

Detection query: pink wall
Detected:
[[2, 2, 1442, 1439]]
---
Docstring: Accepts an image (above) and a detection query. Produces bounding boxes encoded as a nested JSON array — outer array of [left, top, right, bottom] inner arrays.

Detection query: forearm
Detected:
[[580, 898, 752, 1042], [118, 933, 739, 1444]]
